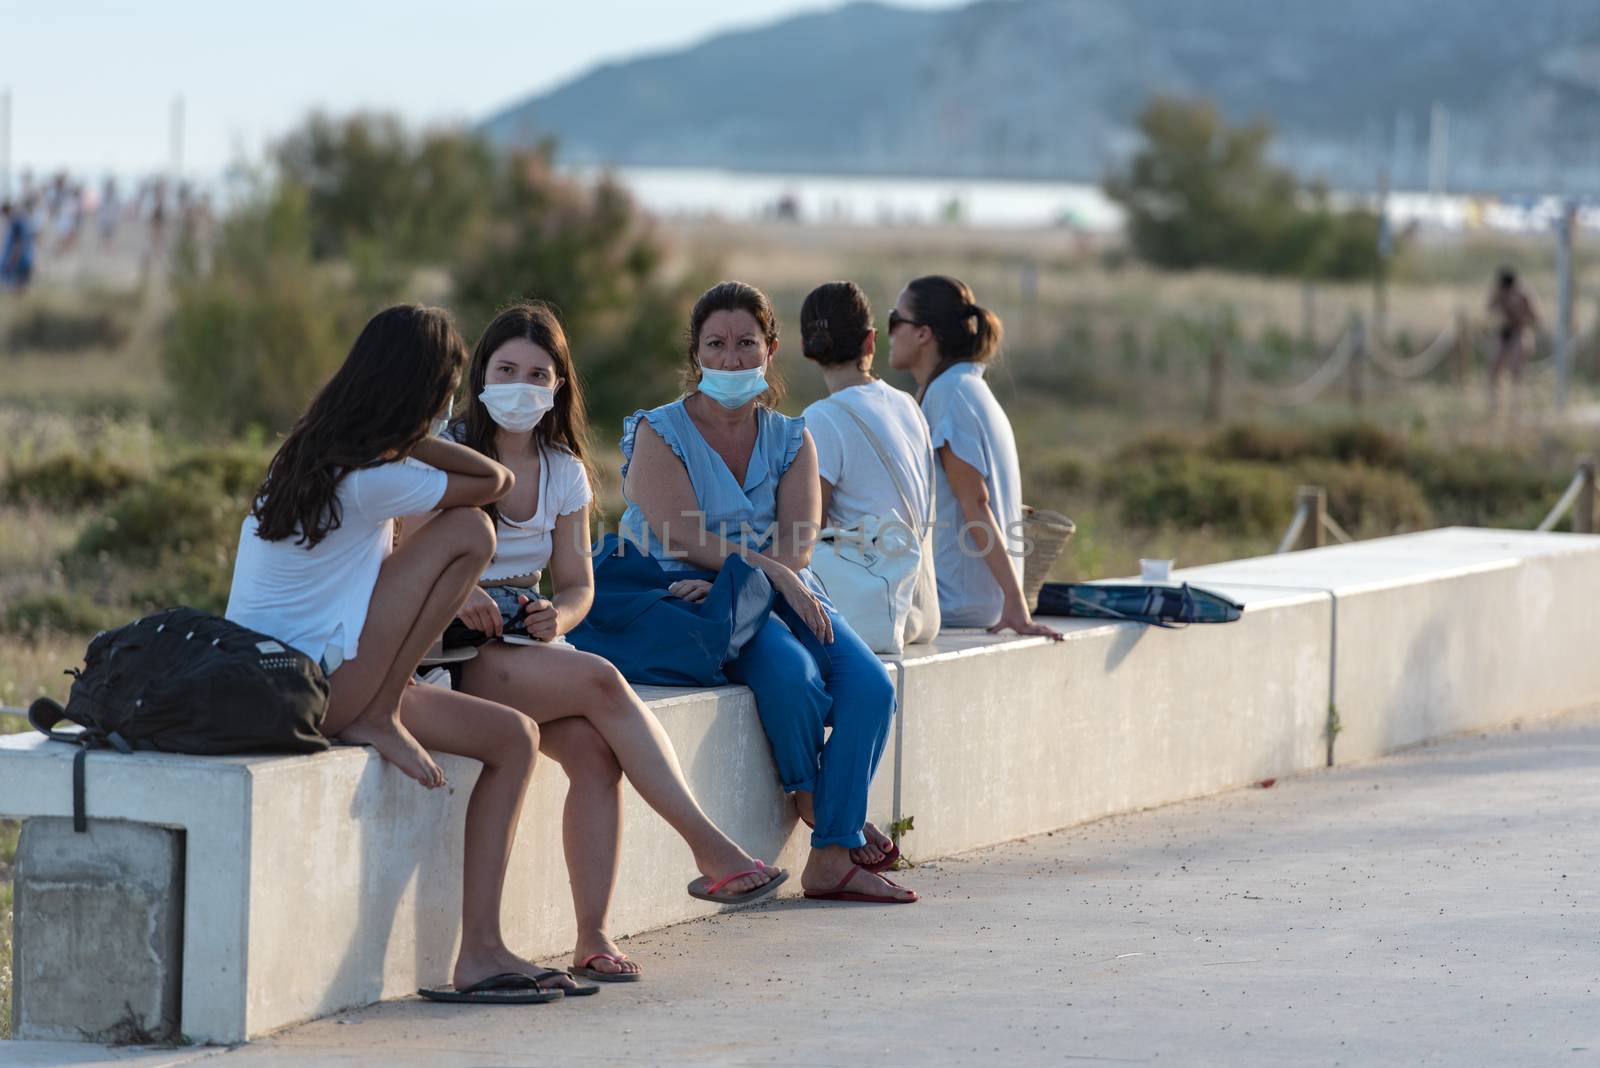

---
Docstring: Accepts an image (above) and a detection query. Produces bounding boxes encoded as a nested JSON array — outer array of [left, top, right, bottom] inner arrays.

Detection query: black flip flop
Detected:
[[418, 972, 564, 1004], [530, 966, 599, 997]]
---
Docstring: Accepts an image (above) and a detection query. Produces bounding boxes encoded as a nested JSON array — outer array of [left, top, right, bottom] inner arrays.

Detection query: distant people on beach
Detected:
[[1, 197, 38, 290], [1488, 266, 1539, 414]]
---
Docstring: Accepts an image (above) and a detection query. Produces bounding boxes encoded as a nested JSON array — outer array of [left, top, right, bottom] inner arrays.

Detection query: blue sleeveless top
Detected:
[[618, 399, 808, 572]]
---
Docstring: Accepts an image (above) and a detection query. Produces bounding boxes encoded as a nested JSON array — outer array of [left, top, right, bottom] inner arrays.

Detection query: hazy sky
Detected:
[[3, 0, 964, 180]]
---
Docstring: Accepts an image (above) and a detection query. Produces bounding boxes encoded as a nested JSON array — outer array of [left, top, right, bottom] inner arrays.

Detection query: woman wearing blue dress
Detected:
[[617, 281, 916, 904]]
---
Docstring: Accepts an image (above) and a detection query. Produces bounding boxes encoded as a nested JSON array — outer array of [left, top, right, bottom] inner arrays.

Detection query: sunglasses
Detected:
[[887, 309, 924, 332]]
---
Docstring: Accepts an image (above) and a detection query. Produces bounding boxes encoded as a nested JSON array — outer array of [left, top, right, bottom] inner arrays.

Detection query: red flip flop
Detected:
[[799, 813, 901, 873], [803, 864, 919, 904]]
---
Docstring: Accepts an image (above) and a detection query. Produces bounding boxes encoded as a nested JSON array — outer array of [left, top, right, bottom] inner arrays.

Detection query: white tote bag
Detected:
[[807, 404, 936, 655]]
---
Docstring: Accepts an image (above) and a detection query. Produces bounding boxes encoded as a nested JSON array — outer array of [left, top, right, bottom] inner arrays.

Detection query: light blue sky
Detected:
[[3, 0, 963, 181]]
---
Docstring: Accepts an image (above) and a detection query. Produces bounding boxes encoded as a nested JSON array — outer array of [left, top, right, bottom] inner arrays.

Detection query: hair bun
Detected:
[[803, 323, 835, 361]]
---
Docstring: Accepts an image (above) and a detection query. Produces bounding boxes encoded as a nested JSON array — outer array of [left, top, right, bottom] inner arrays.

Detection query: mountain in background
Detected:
[[482, 0, 1600, 196]]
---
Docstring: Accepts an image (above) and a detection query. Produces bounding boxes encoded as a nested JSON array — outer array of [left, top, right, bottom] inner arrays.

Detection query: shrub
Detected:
[[1404, 445, 1563, 529], [1210, 422, 1407, 468], [4, 452, 146, 509], [1110, 456, 1295, 536], [1292, 461, 1434, 536], [4, 296, 132, 352], [2, 592, 115, 638], [162, 183, 379, 436]]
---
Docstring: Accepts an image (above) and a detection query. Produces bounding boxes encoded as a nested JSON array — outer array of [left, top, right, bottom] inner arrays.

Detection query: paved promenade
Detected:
[[11, 705, 1599, 1067]]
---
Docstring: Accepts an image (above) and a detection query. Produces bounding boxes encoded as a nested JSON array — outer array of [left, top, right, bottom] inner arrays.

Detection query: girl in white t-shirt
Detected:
[[435, 303, 784, 982], [227, 304, 581, 1002]]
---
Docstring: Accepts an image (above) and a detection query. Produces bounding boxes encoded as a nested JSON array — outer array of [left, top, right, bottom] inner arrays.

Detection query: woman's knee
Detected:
[[547, 720, 622, 787], [578, 656, 633, 707], [496, 711, 541, 770], [435, 506, 497, 563]]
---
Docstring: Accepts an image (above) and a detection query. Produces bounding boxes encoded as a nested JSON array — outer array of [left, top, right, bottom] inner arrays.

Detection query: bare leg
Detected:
[[540, 719, 640, 979], [325, 507, 495, 787], [461, 641, 773, 895], [396, 683, 575, 992]]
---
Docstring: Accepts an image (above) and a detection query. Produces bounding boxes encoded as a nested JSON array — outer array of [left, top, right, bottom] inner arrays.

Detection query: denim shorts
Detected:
[[443, 584, 544, 647]]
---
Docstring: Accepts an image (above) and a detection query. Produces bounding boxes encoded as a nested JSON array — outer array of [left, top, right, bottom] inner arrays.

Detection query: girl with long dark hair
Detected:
[[227, 304, 582, 1002], [440, 302, 784, 981]]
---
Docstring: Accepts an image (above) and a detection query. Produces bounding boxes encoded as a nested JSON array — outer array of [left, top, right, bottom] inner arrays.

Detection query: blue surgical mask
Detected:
[[430, 396, 453, 437], [698, 365, 768, 409]]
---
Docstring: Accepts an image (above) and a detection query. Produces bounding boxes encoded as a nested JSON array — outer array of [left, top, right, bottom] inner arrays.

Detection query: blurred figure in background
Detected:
[[1, 197, 38, 291], [1487, 266, 1539, 418]]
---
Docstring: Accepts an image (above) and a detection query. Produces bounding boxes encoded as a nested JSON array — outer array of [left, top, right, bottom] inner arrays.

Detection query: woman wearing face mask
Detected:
[[887, 275, 1062, 639], [438, 302, 786, 982], [619, 281, 916, 905]]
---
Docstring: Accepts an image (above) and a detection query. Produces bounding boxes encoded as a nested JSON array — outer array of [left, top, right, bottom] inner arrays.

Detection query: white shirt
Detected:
[[802, 379, 935, 531], [920, 362, 1024, 628], [482, 445, 592, 582], [225, 459, 447, 662]]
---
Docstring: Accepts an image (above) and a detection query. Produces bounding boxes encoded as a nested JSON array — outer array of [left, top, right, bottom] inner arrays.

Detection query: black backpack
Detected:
[[30, 607, 331, 830]]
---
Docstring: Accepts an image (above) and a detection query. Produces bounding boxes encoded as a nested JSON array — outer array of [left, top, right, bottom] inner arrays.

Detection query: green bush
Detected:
[[4, 298, 132, 352], [2, 592, 114, 638], [1403, 446, 1563, 528], [1292, 461, 1434, 536], [1112, 431, 1197, 467], [162, 183, 380, 436], [1109, 456, 1295, 536], [1210, 422, 1407, 468], [4, 452, 146, 509]]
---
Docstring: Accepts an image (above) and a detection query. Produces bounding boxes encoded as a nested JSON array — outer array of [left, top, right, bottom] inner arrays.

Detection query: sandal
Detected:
[[799, 813, 901, 873], [418, 972, 564, 1004], [687, 860, 789, 905], [803, 864, 918, 904], [571, 952, 643, 983]]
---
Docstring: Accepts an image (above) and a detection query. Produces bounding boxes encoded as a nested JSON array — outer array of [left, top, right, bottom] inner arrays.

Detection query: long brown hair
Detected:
[[906, 274, 1004, 398], [680, 280, 786, 408], [455, 301, 597, 522], [251, 304, 466, 546]]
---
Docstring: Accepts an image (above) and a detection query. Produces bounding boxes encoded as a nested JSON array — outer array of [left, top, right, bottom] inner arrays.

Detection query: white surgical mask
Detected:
[[479, 383, 556, 432], [698, 365, 768, 409], [429, 396, 453, 437]]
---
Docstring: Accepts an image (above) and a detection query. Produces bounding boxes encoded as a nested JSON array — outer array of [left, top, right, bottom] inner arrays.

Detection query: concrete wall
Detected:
[[3, 527, 1597, 1044]]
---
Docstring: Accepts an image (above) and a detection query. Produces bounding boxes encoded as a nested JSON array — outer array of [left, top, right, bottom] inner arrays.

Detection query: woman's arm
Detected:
[[409, 436, 513, 507], [770, 431, 821, 572], [939, 447, 1061, 640], [539, 505, 595, 639], [625, 420, 832, 642]]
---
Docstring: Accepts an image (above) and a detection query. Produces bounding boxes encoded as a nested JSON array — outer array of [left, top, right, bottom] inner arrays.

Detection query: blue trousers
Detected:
[[725, 603, 897, 850]]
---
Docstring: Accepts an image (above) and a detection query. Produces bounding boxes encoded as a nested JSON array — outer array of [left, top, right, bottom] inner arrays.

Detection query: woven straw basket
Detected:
[[1020, 506, 1076, 610]]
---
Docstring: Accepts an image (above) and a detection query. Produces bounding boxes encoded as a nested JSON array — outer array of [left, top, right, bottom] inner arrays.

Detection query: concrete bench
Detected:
[[5, 527, 1599, 1044]]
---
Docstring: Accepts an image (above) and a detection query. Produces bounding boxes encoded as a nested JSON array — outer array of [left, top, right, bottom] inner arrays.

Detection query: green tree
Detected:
[[1105, 96, 1380, 280]]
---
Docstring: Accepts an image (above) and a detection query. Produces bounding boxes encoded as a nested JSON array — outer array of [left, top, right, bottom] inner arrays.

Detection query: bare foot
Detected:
[[802, 845, 916, 902], [851, 822, 893, 867], [454, 946, 576, 993], [573, 933, 643, 979], [339, 714, 445, 789]]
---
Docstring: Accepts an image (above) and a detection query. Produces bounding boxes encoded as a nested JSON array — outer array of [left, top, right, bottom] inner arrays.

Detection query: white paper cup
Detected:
[[1139, 558, 1173, 582]]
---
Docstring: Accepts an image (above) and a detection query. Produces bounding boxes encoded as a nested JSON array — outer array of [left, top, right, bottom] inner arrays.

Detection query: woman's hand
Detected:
[[458, 586, 502, 638], [988, 597, 1064, 642], [768, 564, 834, 645], [519, 596, 560, 642], [668, 579, 713, 603]]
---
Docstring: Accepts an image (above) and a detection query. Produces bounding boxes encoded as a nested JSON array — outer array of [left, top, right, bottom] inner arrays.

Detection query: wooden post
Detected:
[[1348, 315, 1366, 412], [1301, 281, 1316, 349], [1296, 486, 1328, 550], [1454, 309, 1471, 387], [1577, 458, 1597, 535], [1205, 338, 1227, 424]]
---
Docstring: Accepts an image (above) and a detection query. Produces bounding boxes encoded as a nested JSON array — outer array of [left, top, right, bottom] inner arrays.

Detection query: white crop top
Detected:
[[482, 445, 592, 582]]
